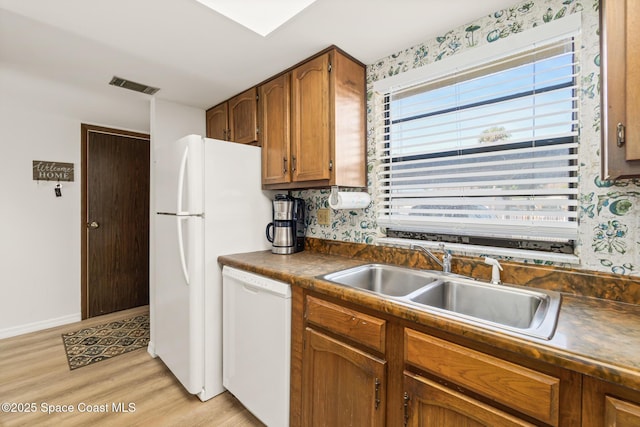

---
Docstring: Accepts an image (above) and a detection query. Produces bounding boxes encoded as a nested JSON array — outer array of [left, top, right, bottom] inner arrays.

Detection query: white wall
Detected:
[[148, 98, 205, 354], [151, 98, 206, 151], [0, 66, 150, 338]]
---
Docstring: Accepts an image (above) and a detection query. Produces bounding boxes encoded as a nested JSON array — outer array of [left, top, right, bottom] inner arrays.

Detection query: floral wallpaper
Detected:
[[294, 0, 640, 277]]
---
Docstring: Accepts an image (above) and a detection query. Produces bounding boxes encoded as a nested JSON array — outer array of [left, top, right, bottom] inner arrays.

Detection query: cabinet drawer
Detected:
[[405, 329, 560, 425], [305, 295, 386, 353]]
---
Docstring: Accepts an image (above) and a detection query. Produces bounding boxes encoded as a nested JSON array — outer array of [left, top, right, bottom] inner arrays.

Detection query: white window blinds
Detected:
[[376, 36, 579, 243]]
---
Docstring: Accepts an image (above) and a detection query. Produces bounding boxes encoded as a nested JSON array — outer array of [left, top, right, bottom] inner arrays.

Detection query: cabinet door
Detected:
[[404, 372, 535, 427], [228, 87, 258, 144], [291, 53, 331, 182], [259, 74, 291, 185], [302, 327, 386, 427], [583, 376, 640, 427], [206, 103, 228, 141], [600, 0, 640, 178], [627, 0, 640, 161]]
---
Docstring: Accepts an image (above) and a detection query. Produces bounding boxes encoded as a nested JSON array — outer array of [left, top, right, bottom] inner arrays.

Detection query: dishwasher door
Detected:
[[222, 266, 291, 427]]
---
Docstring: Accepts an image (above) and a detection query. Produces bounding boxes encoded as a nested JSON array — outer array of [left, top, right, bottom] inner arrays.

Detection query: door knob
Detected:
[[88, 221, 100, 229]]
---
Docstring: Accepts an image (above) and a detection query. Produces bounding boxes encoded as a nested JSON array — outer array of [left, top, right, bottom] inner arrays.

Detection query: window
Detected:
[[376, 35, 579, 253]]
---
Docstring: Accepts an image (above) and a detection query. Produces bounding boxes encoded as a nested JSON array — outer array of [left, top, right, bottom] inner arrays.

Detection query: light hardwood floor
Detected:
[[0, 306, 265, 427]]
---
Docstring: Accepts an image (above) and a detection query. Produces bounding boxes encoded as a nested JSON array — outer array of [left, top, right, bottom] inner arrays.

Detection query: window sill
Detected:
[[376, 237, 580, 265]]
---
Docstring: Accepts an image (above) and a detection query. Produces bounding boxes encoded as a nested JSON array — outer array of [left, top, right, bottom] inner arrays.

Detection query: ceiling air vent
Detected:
[[109, 76, 160, 95]]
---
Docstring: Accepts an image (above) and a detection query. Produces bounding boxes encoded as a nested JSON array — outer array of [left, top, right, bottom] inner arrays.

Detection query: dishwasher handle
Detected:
[[222, 266, 291, 298]]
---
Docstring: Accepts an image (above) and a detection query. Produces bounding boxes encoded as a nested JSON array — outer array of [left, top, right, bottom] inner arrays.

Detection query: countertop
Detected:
[[218, 249, 640, 391]]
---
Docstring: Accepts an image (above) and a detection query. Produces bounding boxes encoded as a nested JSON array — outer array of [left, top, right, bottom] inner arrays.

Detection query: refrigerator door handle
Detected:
[[177, 216, 190, 285], [157, 212, 202, 217], [177, 144, 189, 214]]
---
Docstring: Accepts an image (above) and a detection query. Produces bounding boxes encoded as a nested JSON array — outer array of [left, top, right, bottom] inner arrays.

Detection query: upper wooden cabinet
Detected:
[[206, 87, 258, 144], [205, 102, 228, 141], [259, 73, 291, 185], [290, 53, 332, 184], [228, 88, 258, 144], [259, 47, 366, 189], [600, 0, 640, 178]]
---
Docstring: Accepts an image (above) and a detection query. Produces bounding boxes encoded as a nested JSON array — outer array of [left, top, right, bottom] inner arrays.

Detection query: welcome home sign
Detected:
[[32, 160, 74, 182]]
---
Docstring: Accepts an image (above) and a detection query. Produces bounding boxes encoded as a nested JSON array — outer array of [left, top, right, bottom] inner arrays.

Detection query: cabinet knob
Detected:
[[87, 221, 100, 229]]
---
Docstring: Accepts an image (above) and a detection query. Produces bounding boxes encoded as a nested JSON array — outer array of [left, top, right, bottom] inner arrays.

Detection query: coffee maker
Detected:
[[266, 194, 305, 254]]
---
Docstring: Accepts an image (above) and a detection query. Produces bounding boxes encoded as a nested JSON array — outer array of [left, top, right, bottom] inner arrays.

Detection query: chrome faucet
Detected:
[[410, 243, 452, 273]]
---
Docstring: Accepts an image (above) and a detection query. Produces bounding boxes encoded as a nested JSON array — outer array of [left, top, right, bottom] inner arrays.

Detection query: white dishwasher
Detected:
[[222, 266, 291, 427]]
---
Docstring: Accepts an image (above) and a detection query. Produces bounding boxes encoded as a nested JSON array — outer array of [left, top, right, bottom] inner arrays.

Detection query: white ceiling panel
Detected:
[[0, 0, 521, 110]]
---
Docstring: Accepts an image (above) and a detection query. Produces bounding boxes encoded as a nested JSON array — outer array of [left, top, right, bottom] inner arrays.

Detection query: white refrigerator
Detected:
[[149, 134, 272, 401]]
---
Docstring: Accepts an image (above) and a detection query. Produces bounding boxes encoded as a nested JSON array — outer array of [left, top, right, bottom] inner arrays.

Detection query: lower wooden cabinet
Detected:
[[302, 328, 386, 426], [404, 329, 560, 425], [403, 371, 534, 426], [582, 376, 640, 427], [290, 289, 625, 427], [299, 294, 387, 426]]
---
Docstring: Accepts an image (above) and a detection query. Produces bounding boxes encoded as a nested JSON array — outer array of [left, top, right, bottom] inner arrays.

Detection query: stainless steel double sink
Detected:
[[317, 263, 561, 340]]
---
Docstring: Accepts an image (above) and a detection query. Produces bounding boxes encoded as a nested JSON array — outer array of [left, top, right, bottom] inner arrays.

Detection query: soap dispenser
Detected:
[[484, 257, 503, 285]]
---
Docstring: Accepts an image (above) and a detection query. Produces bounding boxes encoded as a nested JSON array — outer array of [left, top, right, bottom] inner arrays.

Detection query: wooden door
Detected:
[[403, 372, 534, 427], [291, 52, 331, 182], [228, 87, 258, 144], [206, 103, 228, 140], [302, 327, 386, 427], [259, 74, 291, 185], [81, 124, 150, 318]]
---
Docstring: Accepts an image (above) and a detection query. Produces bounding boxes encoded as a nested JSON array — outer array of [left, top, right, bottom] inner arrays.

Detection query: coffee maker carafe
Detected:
[[266, 194, 305, 254]]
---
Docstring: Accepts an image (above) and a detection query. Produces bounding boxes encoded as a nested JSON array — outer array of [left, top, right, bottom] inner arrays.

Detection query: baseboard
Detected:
[[0, 313, 81, 339]]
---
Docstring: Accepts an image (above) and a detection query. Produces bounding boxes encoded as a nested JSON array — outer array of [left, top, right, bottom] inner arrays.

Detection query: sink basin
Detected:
[[318, 264, 561, 340], [318, 263, 442, 297], [408, 278, 561, 338]]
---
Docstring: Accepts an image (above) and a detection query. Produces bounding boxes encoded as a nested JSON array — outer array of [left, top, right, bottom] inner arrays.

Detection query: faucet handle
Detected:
[[439, 243, 452, 273]]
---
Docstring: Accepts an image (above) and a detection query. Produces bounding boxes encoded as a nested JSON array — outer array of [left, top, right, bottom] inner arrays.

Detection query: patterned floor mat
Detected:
[[61, 314, 149, 370]]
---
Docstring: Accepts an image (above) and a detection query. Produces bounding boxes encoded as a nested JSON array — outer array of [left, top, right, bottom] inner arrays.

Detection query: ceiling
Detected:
[[1, 0, 521, 112]]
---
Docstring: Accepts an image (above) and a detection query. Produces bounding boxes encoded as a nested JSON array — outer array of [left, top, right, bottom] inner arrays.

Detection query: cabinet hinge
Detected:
[[328, 62, 332, 72], [374, 378, 381, 409], [617, 122, 626, 147], [403, 392, 410, 426], [329, 160, 333, 171]]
